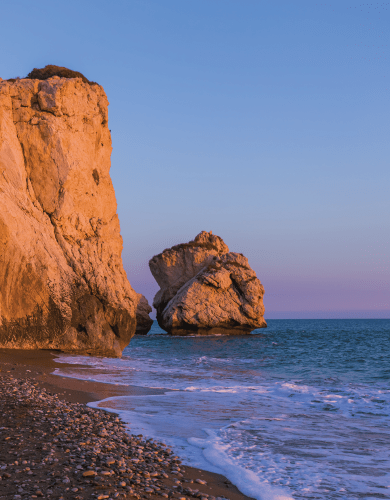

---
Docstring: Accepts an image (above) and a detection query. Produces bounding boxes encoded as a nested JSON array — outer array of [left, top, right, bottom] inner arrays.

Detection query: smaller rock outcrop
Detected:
[[149, 232, 266, 335], [135, 294, 153, 335]]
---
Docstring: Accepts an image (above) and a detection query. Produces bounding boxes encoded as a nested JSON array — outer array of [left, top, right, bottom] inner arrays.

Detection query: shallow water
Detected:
[[55, 319, 390, 500]]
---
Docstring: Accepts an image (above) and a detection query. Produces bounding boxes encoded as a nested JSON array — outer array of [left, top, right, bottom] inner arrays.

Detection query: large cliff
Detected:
[[150, 231, 267, 335], [0, 69, 140, 356]]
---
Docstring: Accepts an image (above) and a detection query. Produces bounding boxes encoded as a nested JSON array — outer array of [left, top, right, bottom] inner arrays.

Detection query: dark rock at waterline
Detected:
[[135, 294, 153, 335]]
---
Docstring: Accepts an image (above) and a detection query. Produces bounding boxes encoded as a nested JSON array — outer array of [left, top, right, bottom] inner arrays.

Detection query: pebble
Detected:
[[82, 470, 96, 477], [0, 374, 233, 500]]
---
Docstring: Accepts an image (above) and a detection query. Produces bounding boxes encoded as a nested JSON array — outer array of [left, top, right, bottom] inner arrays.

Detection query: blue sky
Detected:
[[1, 0, 389, 318]]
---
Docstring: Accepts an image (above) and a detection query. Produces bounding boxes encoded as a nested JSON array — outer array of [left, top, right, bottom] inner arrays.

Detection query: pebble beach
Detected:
[[0, 350, 253, 500]]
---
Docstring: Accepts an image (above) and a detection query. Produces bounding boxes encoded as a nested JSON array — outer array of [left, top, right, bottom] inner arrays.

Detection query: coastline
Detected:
[[0, 348, 255, 500]]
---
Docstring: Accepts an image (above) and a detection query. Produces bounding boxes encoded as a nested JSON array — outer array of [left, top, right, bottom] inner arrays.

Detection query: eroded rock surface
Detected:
[[149, 231, 267, 334], [0, 72, 140, 356]]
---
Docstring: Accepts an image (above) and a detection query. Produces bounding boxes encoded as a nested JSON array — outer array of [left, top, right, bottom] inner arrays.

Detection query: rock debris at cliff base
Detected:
[[135, 295, 153, 335], [0, 375, 234, 500]]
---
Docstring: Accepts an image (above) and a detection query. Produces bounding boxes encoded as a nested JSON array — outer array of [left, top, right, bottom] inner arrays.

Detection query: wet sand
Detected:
[[0, 349, 255, 500]]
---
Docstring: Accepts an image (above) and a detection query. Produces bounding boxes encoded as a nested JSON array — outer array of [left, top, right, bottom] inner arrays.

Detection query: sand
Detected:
[[0, 349, 255, 500]]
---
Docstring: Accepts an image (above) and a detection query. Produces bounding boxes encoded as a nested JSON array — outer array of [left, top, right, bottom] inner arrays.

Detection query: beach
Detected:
[[1, 320, 389, 500], [0, 348, 253, 500]]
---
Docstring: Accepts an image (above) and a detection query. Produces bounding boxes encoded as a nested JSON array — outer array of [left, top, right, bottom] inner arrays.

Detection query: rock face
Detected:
[[149, 231, 267, 335], [0, 71, 142, 356], [135, 294, 153, 335]]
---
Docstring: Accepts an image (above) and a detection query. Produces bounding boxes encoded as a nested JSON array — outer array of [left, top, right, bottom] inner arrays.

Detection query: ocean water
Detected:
[[54, 319, 390, 500]]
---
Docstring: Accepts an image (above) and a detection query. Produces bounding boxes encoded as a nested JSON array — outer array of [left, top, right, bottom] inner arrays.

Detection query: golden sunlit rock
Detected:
[[150, 231, 266, 335], [0, 72, 140, 356]]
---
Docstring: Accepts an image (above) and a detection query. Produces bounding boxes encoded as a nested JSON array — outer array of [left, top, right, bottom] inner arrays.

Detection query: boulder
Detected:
[[149, 232, 266, 335], [135, 294, 153, 335], [0, 69, 139, 356]]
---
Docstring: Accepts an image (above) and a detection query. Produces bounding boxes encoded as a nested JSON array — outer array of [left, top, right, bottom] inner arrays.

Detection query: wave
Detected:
[[52, 321, 390, 500]]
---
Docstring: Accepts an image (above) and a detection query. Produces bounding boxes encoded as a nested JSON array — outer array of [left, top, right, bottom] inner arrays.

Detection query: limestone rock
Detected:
[[135, 294, 153, 335], [0, 71, 138, 356], [149, 232, 266, 334]]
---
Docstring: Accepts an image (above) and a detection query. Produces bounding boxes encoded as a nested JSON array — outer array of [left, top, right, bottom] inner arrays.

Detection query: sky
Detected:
[[1, 0, 389, 319]]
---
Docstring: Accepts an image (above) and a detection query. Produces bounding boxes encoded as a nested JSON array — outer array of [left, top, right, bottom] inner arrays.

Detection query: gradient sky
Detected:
[[1, 0, 389, 318]]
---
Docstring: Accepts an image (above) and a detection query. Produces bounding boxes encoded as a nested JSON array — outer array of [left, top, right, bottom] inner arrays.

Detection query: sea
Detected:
[[54, 319, 390, 500]]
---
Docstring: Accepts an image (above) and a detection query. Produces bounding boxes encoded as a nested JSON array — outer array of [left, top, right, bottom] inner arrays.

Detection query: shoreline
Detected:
[[0, 348, 255, 500]]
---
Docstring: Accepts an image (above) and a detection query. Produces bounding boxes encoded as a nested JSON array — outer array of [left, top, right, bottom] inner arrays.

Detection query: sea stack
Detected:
[[0, 66, 147, 356], [149, 231, 267, 335]]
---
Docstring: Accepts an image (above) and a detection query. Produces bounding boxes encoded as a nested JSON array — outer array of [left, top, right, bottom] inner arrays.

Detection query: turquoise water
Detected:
[[56, 319, 390, 500]]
